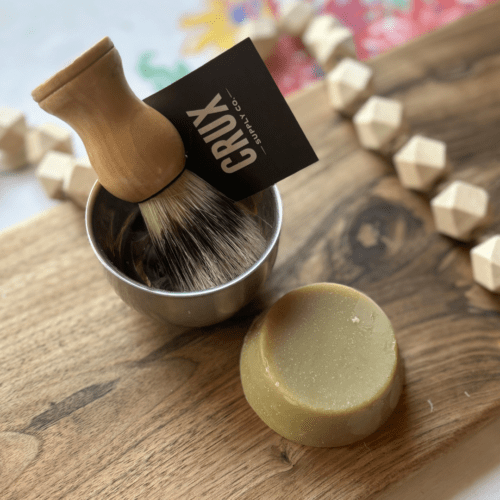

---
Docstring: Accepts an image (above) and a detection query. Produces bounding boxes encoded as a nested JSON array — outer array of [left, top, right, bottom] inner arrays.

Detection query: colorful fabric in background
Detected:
[[178, 0, 493, 96]]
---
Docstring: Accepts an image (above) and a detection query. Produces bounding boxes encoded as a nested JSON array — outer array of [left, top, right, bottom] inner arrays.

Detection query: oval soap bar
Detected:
[[240, 283, 403, 447]]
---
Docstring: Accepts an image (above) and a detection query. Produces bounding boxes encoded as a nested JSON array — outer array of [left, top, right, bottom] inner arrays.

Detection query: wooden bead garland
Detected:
[[35, 151, 96, 208], [323, 41, 496, 293], [0, 108, 95, 210], [259, 3, 499, 294]]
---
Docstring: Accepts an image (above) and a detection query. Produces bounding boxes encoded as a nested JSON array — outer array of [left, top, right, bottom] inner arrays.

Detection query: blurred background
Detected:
[[0, 0, 493, 230]]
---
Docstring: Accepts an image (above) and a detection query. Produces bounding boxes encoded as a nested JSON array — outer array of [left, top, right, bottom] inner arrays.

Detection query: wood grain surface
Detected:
[[2, 5, 500, 498]]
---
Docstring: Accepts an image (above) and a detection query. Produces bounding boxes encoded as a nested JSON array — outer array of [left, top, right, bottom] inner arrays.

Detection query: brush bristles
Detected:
[[139, 170, 266, 292]]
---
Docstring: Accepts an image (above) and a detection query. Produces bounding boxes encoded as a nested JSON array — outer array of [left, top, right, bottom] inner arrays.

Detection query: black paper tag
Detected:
[[144, 38, 318, 201]]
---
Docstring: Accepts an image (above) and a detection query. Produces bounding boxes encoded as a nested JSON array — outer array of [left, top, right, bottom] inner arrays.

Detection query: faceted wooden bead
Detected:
[[0, 108, 27, 170], [36, 151, 75, 200], [278, 1, 315, 37], [315, 27, 356, 73], [471, 236, 500, 293], [393, 135, 450, 192], [235, 18, 279, 60], [26, 122, 73, 164], [25, 128, 42, 164], [302, 14, 341, 59], [326, 58, 374, 116], [353, 96, 408, 155], [430, 180, 491, 241], [63, 156, 98, 209]]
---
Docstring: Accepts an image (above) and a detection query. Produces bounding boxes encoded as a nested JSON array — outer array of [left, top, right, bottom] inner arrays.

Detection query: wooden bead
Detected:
[[430, 180, 491, 241], [0, 108, 27, 170], [278, 1, 315, 37], [0, 148, 28, 172], [25, 128, 42, 164], [326, 58, 374, 116], [235, 18, 279, 60], [26, 123, 73, 164], [471, 236, 500, 293], [315, 27, 356, 73], [353, 96, 409, 155], [302, 14, 341, 59], [393, 135, 450, 192], [62, 156, 98, 209], [36, 151, 75, 200]]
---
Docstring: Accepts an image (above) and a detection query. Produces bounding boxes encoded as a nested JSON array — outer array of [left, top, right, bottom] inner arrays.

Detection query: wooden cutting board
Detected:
[[2, 5, 500, 499]]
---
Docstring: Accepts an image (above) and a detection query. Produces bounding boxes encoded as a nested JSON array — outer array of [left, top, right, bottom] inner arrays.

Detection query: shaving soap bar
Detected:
[[240, 283, 403, 447]]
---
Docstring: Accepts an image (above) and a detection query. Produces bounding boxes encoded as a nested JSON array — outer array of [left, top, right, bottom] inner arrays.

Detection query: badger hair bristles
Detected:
[[139, 170, 266, 292]]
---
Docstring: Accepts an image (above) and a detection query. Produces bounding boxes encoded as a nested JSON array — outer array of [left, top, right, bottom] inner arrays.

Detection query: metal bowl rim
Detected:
[[85, 181, 282, 299]]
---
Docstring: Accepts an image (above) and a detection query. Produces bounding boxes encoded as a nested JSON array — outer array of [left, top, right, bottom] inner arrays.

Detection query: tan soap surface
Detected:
[[240, 283, 403, 447]]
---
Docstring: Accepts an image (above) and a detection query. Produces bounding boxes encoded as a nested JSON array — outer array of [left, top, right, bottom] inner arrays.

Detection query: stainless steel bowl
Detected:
[[85, 182, 282, 327]]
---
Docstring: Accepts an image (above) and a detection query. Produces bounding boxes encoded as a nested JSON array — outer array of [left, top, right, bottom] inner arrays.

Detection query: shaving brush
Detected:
[[32, 37, 265, 292]]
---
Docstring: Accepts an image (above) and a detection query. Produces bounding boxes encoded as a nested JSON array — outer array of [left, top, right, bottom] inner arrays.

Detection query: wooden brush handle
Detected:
[[32, 37, 186, 203]]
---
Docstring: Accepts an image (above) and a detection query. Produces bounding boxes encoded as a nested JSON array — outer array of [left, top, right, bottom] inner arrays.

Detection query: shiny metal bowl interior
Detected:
[[86, 182, 282, 327]]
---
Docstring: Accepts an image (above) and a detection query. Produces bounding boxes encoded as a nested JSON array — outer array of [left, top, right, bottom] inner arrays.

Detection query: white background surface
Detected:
[[1, 1, 499, 498]]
